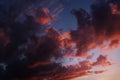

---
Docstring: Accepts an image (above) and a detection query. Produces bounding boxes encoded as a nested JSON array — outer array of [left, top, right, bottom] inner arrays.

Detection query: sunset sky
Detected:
[[0, 0, 120, 80]]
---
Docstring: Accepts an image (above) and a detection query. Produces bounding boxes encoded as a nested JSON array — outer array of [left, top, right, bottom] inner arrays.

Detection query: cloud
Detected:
[[0, 0, 119, 80], [92, 55, 111, 66], [36, 8, 52, 25], [110, 3, 120, 15], [94, 70, 106, 74]]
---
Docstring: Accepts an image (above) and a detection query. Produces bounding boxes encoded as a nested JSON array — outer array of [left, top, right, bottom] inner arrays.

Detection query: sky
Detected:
[[52, 0, 96, 31], [0, 0, 120, 80]]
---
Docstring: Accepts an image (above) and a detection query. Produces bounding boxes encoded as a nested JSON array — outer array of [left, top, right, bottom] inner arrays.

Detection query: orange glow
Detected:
[[37, 8, 52, 25], [37, 16, 52, 25], [88, 42, 96, 49]]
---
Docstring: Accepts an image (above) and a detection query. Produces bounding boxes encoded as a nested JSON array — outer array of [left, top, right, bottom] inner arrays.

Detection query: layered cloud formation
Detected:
[[0, 0, 120, 80]]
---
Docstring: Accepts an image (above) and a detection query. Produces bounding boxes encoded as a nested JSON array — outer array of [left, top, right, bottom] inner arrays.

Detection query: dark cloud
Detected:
[[91, 0, 120, 36], [92, 55, 111, 66], [0, 0, 119, 80], [71, 8, 91, 29], [70, 0, 120, 57]]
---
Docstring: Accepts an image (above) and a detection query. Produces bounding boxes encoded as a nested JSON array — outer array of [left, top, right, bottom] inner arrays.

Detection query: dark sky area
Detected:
[[53, 0, 96, 31]]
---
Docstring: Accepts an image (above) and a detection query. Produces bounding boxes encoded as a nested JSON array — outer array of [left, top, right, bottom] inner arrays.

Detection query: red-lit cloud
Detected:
[[37, 8, 52, 25], [0, 0, 120, 80], [92, 55, 112, 66]]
